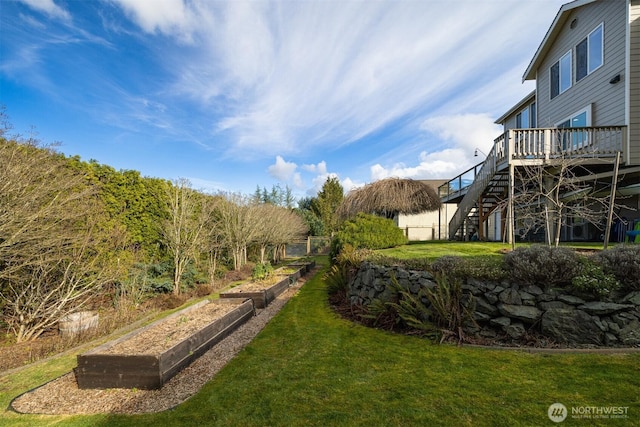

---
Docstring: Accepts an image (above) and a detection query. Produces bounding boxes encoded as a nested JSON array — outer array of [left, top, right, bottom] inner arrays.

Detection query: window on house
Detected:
[[576, 23, 604, 82], [515, 102, 536, 129], [530, 102, 536, 127], [516, 110, 527, 129], [556, 105, 592, 150], [550, 51, 572, 99]]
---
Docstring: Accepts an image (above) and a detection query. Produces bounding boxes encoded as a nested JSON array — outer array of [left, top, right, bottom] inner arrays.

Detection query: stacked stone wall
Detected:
[[349, 262, 640, 346]]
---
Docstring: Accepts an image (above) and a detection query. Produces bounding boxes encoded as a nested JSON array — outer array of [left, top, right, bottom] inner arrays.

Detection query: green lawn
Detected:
[[1, 256, 639, 426], [379, 241, 512, 260], [378, 240, 612, 261]]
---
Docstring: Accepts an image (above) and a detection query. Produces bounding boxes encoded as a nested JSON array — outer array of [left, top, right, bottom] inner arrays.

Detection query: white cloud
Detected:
[[368, 113, 502, 182], [292, 172, 304, 189], [112, 0, 564, 159], [302, 161, 328, 175], [20, 0, 71, 21], [267, 155, 298, 181], [370, 148, 468, 181], [111, 0, 195, 42], [420, 113, 502, 154], [341, 177, 364, 193]]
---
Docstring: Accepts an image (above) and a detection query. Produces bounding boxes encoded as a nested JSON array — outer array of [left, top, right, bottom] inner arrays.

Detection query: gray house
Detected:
[[441, 0, 640, 243]]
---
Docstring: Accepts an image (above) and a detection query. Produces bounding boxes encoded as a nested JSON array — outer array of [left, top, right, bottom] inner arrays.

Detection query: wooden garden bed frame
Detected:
[[74, 299, 255, 390]]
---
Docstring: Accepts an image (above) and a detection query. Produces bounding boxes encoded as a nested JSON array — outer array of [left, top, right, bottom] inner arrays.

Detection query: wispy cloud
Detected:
[[369, 114, 502, 181], [3, 0, 566, 197], [19, 0, 71, 22], [112, 0, 561, 160], [110, 0, 195, 42]]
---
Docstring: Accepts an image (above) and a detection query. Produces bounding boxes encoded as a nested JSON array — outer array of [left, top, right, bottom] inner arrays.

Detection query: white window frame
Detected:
[[550, 50, 572, 99], [576, 23, 604, 82], [515, 102, 536, 129], [555, 104, 593, 151]]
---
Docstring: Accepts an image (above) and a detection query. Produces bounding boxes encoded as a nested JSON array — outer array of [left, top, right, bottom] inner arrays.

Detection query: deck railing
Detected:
[[441, 125, 626, 240], [439, 126, 626, 200]]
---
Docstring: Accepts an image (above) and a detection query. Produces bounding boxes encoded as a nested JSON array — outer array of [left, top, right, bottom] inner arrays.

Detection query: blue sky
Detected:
[[1, 0, 566, 199]]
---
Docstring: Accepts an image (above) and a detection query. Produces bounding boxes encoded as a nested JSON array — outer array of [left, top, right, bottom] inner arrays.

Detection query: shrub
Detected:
[[424, 274, 476, 344], [193, 283, 214, 298], [153, 293, 187, 310], [571, 259, 620, 299], [429, 256, 506, 282], [324, 264, 351, 296], [330, 213, 408, 261], [595, 245, 640, 291], [430, 256, 464, 278], [503, 245, 580, 289], [148, 279, 173, 294], [252, 262, 274, 281], [360, 275, 436, 336], [362, 254, 431, 271], [385, 276, 435, 336], [325, 245, 375, 296]]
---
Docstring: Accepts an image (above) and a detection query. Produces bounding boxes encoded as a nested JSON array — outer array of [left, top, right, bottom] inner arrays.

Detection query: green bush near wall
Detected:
[[330, 213, 408, 261]]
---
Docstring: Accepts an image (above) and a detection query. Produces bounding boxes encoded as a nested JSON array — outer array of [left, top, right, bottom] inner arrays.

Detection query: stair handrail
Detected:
[[447, 133, 503, 239]]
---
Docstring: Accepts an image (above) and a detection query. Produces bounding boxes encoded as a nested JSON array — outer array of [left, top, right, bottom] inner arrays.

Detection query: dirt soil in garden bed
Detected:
[[226, 274, 290, 293], [9, 267, 319, 415], [102, 302, 237, 355], [0, 268, 256, 372]]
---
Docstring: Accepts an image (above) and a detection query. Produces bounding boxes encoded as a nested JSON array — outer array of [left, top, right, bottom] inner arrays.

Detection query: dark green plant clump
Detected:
[[330, 213, 408, 262], [361, 273, 475, 344], [423, 274, 476, 344], [504, 245, 580, 289], [571, 259, 620, 299], [595, 245, 640, 291], [360, 275, 435, 335], [325, 245, 375, 296]]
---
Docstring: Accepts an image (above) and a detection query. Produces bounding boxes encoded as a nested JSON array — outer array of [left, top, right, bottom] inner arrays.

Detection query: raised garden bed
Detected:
[[220, 262, 314, 308], [220, 276, 292, 309], [74, 298, 254, 390], [287, 260, 316, 275]]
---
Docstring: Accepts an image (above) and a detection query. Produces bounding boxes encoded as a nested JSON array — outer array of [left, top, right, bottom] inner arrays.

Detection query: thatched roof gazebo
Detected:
[[338, 178, 442, 219]]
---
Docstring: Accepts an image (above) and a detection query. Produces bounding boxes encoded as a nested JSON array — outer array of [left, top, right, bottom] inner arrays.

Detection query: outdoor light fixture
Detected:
[[474, 148, 487, 157], [610, 74, 621, 84]]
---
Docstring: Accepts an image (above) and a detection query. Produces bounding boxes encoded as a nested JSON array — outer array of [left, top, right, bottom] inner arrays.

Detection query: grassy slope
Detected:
[[1, 255, 639, 426]]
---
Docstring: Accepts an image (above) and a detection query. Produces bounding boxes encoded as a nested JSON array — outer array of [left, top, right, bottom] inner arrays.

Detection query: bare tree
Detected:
[[271, 208, 309, 263], [253, 204, 282, 264], [200, 194, 225, 287], [162, 179, 212, 294], [0, 136, 114, 341], [3, 233, 115, 341], [215, 193, 260, 270], [252, 204, 309, 264], [498, 154, 626, 246]]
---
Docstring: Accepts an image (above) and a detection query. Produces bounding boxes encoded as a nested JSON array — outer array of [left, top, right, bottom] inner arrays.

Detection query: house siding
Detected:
[[536, 1, 627, 129], [630, 0, 640, 165]]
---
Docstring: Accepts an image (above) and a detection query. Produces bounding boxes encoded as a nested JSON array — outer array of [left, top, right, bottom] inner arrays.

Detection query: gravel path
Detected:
[[10, 270, 316, 415]]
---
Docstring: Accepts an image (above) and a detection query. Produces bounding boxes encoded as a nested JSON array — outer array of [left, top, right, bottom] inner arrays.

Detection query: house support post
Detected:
[[477, 196, 485, 240], [507, 163, 515, 248], [603, 152, 621, 249]]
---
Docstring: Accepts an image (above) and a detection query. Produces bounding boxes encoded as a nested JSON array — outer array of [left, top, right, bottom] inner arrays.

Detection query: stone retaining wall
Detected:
[[349, 262, 640, 346]]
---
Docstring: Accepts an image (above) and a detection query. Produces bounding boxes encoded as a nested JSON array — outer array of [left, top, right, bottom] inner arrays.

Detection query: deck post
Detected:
[[477, 196, 485, 240], [603, 152, 621, 249], [507, 163, 515, 248], [544, 129, 551, 161]]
